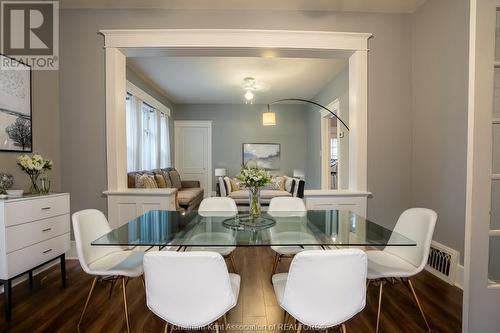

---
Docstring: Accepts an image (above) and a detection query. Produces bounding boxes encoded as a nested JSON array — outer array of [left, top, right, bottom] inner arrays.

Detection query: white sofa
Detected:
[[216, 176, 305, 205]]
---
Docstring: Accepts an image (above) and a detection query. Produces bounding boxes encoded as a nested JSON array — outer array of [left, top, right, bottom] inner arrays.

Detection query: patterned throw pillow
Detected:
[[161, 171, 173, 188], [169, 169, 182, 189], [154, 174, 167, 188], [230, 178, 241, 191], [136, 174, 158, 188], [224, 176, 232, 194], [284, 176, 294, 193], [263, 176, 285, 190]]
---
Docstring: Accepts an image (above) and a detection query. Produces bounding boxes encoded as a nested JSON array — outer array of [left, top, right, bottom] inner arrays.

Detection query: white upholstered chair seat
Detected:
[[272, 250, 367, 330], [191, 197, 239, 272], [144, 251, 241, 330], [367, 208, 437, 333], [366, 250, 418, 279], [87, 251, 144, 277]]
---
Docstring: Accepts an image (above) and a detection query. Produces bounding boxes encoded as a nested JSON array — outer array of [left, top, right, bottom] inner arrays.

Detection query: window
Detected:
[[125, 86, 171, 172]]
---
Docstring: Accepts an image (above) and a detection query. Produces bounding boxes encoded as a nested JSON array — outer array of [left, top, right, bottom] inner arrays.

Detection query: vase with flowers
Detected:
[[17, 154, 52, 194], [236, 166, 272, 218]]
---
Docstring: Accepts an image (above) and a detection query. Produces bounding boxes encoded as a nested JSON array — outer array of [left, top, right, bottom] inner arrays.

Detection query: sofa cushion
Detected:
[[177, 188, 204, 205], [228, 190, 249, 200], [260, 190, 292, 199], [169, 169, 182, 189], [160, 171, 173, 188]]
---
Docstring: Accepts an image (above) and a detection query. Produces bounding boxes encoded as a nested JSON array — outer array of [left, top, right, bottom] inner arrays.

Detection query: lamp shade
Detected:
[[262, 112, 276, 126], [214, 168, 226, 177]]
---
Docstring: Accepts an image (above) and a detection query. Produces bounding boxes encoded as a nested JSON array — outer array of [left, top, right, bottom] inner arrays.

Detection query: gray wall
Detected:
[[59, 9, 413, 227], [411, 0, 469, 262], [0, 71, 61, 193], [173, 104, 308, 190], [306, 65, 349, 189]]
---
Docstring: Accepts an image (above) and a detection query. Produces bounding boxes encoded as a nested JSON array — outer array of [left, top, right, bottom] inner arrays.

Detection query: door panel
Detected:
[[174, 121, 212, 197]]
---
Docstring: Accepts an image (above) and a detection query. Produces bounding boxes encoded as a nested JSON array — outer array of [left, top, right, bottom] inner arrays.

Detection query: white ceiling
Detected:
[[61, 0, 427, 13], [127, 56, 348, 104]]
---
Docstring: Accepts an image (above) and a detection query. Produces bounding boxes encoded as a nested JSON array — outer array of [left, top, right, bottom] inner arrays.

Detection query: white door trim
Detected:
[[320, 99, 340, 190], [101, 29, 370, 194], [174, 120, 212, 196]]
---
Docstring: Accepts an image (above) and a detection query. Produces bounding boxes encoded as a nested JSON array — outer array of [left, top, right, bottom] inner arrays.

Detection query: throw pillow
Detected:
[[218, 177, 227, 197], [275, 176, 286, 191], [224, 176, 232, 194], [136, 174, 158, 189], [161, 171, 173, 188], [263, 177, 283, 190], [169, 169, 182, 189], [284, 176, 294, 193], [154, 174, 167, 188], [230, 178, 241, 191]]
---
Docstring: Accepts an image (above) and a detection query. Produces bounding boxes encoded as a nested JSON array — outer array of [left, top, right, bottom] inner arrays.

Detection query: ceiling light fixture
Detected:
[[243, 77, 256, 104]]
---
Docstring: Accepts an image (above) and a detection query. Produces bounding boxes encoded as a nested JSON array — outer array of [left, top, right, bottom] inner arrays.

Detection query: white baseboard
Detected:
[[455, 263, 464, 290]]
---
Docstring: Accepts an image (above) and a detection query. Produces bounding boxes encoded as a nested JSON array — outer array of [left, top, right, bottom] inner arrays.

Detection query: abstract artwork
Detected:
[[0, 55, 32, 152], [242, 143, 280, 170]]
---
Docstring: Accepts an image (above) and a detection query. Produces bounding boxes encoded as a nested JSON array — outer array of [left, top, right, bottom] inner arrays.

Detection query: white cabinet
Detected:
[[0, 193, 70, 321], [304, 190, 370, 217]]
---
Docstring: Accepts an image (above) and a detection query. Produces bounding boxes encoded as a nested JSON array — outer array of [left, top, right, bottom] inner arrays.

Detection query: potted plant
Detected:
[[236, 166, 272, 218], [17, 154, 52, 194]]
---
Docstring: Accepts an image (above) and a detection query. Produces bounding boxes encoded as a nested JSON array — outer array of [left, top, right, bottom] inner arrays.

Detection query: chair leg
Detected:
[[229, 253, 237, 273], [341, 323, 347, 333], [284, 311, 289, 324], [215, 320, 220, 333], [78, 277, 98, 328], [121, 277, 131, 333], [273, 254, 282, 275], [404, 279, 431, 332], [296, 322, 302, 333], [108, 277, 117, 300], [376, 281, 384, 333], [164, 322, 169, 333]]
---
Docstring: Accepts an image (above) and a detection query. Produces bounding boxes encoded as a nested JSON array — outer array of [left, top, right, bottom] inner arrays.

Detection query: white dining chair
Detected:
[[72, 209, 144, 333], [272, 249, 367, 333], [268, 197, 320, 276], [186, 197, 239, 272], [366, 208, 437, 333], [143, 251, 240, 332]]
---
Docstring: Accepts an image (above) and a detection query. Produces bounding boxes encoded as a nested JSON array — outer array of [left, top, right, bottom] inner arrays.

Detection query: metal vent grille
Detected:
[[426, 241, 459, 285]]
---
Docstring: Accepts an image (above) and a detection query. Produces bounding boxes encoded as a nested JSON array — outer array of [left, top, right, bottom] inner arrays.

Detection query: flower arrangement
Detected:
[[17, 154, 52, 193], [0, 173, 14, 194], [237, 167, 272, 217]]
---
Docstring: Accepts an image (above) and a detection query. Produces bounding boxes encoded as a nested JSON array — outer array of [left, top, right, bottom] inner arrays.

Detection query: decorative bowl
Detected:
[[6, 190, 24, 198]]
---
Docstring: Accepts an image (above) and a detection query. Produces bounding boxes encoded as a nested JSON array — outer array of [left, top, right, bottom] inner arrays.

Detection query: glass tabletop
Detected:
[[92, 210, 416, 248]]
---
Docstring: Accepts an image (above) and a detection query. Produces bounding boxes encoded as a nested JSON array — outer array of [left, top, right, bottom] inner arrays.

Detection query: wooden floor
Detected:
[[0, 247, 462, 333]]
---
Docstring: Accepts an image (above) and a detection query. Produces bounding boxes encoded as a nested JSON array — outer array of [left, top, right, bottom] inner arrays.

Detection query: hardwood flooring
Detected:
[[0, 247, 462, 333]]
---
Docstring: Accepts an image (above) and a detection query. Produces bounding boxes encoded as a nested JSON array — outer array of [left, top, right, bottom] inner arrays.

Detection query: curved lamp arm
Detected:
[[268, 98, 349, 131]]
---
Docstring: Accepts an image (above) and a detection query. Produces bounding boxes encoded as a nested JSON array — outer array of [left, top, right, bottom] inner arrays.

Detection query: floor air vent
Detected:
[[426, 241, 459, 285]]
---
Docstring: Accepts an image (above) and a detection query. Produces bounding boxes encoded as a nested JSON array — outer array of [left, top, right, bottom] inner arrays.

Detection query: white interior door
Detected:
[[464, 1, 500, 332], [174, 121, 212, 197]]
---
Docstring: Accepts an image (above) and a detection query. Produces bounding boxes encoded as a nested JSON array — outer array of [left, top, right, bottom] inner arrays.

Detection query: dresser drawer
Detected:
[[5, 195, 69, 227], [4, 233, 70, 279], [6, 214, 70, 253]]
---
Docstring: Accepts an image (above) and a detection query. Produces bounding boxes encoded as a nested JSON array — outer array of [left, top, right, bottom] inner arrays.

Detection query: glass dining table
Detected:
[[92, 210, 416, 249]]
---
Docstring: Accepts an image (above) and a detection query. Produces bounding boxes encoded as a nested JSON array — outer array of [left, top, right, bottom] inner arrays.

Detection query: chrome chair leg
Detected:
[[121, 277, 131, 333], [78, 277, 98, 327], [404, 279, 431, 332], [376, 281, 384, 333], [341, 323, 347, 333]]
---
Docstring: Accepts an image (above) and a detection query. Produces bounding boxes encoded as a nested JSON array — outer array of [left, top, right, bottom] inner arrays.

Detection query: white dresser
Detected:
[[0, 193, 70, 321]]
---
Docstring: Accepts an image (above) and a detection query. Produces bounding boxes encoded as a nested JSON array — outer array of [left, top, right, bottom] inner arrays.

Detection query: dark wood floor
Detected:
[[0, 247, 462, 333]]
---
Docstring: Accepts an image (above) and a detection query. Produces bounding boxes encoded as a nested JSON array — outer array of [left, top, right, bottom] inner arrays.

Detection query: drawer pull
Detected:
[[42, 249, 52, 254], [41, 207, 51, 210], [42, 228, 52, 232]]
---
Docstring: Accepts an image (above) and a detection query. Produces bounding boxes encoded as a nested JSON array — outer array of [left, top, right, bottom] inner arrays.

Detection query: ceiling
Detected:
[[127, 56, 348, 104], [61, 0, 427, 13]]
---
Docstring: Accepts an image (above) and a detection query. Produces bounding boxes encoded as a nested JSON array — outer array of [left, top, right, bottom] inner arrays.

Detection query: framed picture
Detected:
[[0, 54, 32, 152], [242, 143, 280, 170]]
